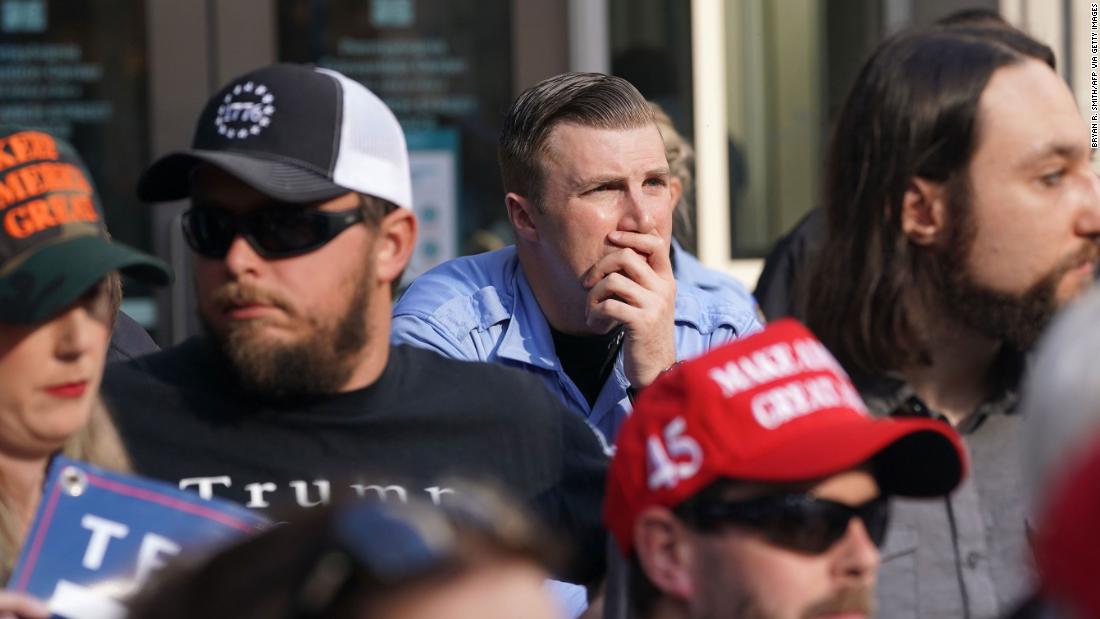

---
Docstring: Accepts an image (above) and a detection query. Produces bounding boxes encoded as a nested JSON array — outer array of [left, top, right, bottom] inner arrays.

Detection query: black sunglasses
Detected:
[[682, 494, 890, 555], [181, 204, 365, 259]]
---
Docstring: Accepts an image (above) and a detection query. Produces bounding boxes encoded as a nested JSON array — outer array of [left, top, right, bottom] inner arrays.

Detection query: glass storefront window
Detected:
[[0, 0, 150, 250]]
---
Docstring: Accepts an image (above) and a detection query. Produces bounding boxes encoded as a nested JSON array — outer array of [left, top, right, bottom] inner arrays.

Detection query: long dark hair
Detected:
[[804, 26, 1054, 375]]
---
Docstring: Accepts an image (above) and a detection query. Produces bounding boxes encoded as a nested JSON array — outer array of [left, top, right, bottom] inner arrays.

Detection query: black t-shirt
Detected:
[[107, 311, 159, 363], [101, 338, 609, 585]]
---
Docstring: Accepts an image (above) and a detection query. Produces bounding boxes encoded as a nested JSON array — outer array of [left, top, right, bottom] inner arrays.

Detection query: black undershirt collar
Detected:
[[550, 326, 625, 408]]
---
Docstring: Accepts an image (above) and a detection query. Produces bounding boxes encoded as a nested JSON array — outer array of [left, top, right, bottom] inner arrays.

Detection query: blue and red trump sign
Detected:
[[7, 457, 267, 618]]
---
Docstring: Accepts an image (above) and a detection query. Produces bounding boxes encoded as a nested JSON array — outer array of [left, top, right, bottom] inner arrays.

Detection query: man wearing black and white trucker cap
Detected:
[[101, 64, 610, 588]]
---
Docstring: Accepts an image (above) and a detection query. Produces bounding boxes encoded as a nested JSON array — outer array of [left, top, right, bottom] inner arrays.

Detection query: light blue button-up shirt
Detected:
[[671, 240, 761, 313], [392, 244, 761, 441]]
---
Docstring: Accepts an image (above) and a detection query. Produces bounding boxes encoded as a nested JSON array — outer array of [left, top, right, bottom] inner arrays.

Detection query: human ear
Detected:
[[374, 208, 417, 285], [901, 177, 948, 246], [505, 192, 540, 243], [633, 507, 698, 601]]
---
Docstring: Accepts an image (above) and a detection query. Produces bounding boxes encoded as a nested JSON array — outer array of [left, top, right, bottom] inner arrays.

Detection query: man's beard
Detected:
[[693, 542, 875, 619], [939, 245, 1096, 352], [694, 583, 875, 619], [933, 189, 1099, 352], [201, 271, 372, 401], [801, 586, 875, 618]]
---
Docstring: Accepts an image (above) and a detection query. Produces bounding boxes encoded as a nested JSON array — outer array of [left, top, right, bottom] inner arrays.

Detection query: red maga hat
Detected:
[[604, 320, 967, 554]]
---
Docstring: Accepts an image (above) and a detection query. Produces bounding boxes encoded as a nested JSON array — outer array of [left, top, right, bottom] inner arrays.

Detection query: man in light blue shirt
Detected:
[[393, 73, 760, 441]]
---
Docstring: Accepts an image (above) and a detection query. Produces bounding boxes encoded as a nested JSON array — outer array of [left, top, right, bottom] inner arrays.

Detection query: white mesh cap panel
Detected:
[[317, 67, 413, 209]]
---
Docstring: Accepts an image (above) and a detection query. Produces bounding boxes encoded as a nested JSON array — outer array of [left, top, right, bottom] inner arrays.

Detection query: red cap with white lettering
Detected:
[[604, 319, 967, 554]]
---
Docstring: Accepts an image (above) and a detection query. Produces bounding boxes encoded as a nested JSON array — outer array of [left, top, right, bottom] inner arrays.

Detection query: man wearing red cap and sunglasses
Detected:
[[604, 321, 967, 619]]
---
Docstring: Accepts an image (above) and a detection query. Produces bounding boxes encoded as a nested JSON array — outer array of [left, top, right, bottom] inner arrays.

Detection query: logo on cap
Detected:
[[647, 417, 703, 490], [0, 131, 100, 241], [215, 81, 276, 140]]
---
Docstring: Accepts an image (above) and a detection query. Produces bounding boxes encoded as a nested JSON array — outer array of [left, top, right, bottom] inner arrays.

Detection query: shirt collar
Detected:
[[854, 346, 1025, 434], [671, 239, 704, 287], [495, 258, 560, 371]]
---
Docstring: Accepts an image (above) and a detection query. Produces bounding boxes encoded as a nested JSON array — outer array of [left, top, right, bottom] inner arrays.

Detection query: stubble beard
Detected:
[[201, 265, 373, 402]]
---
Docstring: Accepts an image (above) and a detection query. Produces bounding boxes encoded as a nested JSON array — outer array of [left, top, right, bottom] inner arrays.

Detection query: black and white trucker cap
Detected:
[[137, 63, 412, 209]]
